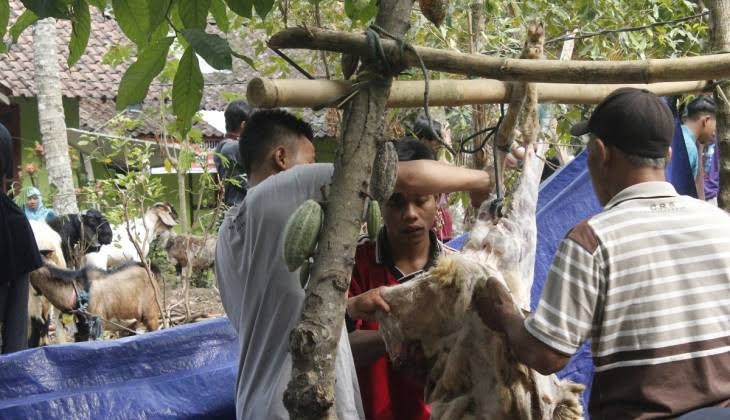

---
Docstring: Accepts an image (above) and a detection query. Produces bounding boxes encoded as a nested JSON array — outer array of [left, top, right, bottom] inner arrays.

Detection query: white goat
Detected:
[[28, 220, 65, 347], [85, 203, 178, 269]]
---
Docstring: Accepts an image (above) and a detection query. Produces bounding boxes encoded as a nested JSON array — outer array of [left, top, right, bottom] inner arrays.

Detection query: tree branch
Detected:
[[268, 27, 730, 84]]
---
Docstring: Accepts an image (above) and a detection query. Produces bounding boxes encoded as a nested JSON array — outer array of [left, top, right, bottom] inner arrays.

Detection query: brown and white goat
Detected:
[[161, 233, 216, 280], [29, 262, 161, 341]]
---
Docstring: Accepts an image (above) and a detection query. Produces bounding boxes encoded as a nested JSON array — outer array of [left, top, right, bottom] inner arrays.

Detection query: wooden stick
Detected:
[[247, 77, 710, 108], [269, 27, 730, 84]]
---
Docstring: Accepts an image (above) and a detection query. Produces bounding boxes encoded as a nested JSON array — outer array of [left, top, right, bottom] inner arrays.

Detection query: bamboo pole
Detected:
[[269, 27, 730, 84], [247, 77, 710, 108]]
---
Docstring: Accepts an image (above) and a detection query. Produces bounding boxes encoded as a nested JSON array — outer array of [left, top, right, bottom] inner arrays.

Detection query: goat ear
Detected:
[[158, 210, 178, 227]]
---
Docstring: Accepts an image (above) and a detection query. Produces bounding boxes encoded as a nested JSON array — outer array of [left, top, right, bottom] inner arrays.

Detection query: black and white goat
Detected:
[[48, 209, 113, 267]]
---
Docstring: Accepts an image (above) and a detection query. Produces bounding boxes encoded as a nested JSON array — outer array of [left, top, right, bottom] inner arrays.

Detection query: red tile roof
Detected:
[[2, 0, 125, 99]]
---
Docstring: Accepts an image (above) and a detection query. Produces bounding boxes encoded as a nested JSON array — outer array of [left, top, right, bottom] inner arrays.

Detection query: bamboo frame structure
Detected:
[[269, 27, 730, 84], [247, 77, 710, 108]]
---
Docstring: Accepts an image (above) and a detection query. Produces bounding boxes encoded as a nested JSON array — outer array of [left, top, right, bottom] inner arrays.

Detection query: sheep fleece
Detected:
[[376, 254, 584, 420]]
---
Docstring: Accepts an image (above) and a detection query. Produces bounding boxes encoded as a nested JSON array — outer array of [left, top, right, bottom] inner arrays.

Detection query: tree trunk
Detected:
[[176, 167, 191, 321], [33, 18, 78, 215], [708, 1, 730, 210], [284, 1, 415, 418]]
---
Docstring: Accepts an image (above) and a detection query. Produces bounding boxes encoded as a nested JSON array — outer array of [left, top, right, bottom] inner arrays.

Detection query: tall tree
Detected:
[[33, 18, 78, 214], [708, 0, 730, 210]]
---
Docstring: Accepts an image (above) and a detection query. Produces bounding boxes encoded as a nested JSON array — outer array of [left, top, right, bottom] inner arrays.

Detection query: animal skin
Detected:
[[376, 150, 584, 420]]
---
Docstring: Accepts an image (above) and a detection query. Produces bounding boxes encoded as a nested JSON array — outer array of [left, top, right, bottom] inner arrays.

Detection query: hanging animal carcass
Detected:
[[376, 149, 584, 419]]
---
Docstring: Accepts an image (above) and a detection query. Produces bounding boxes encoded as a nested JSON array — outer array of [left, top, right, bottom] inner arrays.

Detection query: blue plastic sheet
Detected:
[[0, 318, 238, 419]]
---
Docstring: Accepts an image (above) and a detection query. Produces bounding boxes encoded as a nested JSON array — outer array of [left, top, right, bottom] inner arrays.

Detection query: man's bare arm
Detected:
[[396, 160, 493, 201], [349, 330, 387, 369], [473, 278, 571, 375]]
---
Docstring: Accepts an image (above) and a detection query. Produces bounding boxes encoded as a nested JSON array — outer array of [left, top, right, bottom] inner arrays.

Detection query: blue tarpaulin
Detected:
[[0, 318, 238, 419], [447, 109, 694, 416]]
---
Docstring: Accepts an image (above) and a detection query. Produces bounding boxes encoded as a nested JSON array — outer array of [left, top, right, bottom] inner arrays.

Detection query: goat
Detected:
[[161, 233, 216, 280], [48, 209, 113, 267], [29, 261, 161, 341], [84, 202, 178, 269], [376, 148, 585, 419], [28, 220, 65, 347]]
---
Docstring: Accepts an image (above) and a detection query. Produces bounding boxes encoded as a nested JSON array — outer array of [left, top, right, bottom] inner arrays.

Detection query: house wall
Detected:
[[15, 96, 81, 200]]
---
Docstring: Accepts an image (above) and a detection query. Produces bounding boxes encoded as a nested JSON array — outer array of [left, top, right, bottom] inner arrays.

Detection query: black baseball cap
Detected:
[[570, 87, 674, 159]]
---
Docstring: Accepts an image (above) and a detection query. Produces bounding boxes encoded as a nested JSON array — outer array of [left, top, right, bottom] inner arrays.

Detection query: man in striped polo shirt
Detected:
[[473, 88, 730, 419]]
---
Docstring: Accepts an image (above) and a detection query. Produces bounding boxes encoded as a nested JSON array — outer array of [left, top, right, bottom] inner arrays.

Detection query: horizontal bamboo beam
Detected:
[[269, 27, 730, 84], [247, 77, 709, 108]]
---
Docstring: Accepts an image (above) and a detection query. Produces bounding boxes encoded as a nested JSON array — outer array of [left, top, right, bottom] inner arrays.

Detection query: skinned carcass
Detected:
[[376, 149, 584, 420], [84, 202, 178, 269]]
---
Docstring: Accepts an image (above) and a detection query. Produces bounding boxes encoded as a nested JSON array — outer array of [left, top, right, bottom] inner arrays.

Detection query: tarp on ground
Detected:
[[447, 108, 695, 416], [0, 318, 238, 419]]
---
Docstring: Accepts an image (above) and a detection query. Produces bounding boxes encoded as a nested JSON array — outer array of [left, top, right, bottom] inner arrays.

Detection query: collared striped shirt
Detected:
[[526, 181, 730, 419]]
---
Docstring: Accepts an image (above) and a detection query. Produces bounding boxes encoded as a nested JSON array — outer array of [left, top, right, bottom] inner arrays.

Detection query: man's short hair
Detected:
[[412, 117, 443, 141], [0, 122, 12, 180], [224, 100, 253, 133], [686, 96, 716, 120], [239, 109, 314, 174], [394, 137, 436, 161]]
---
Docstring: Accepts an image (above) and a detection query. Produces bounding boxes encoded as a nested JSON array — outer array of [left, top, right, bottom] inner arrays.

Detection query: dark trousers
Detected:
[[0, 275, 29, 354]]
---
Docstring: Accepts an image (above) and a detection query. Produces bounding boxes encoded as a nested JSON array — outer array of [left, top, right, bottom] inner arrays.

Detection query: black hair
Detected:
[[412, 116, 443, 141], [224, 100, 254, 133], [687, 96, 716, 120], [394, 137, 436, 161], [0, 122, 12, 180], [239, 109, 314, 174]]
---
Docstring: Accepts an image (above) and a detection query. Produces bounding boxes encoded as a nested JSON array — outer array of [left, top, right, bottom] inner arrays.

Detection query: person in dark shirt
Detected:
[[0, 122, 42, 353], [214, 100, 253, 208]]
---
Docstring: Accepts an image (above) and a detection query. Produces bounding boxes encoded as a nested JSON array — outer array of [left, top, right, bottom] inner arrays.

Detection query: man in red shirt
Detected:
[[347, 139, 465, 420]]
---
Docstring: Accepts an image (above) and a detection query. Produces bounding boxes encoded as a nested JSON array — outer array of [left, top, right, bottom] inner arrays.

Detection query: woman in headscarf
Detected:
[[23, 186, 56, 222], [0, 122, 42, 353]]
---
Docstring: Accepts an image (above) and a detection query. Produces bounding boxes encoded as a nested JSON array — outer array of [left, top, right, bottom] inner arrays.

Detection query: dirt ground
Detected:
[[160, 283, 225, 326]]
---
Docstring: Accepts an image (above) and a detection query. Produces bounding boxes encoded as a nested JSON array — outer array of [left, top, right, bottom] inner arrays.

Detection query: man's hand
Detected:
[[469, 167, 495, 208], [347, 287, 390, 321], [472, 277, 520, 332]]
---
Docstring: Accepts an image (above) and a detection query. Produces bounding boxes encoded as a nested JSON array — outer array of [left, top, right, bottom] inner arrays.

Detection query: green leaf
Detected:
[[181, 28, 232, 70], [116, 36, 174, 110], [344, 0, 376, 23], [230, 50, 257, 70], [172, 47, 204, 133], [10, 9, 38, 43], [148, 0, 170, 31], [0, 0, 10, 42], [179, 0, 210, 30], [224, 0, 251, 19], [209, 0, 228, 33], [253, 0, 273, 19], [68, 0, 91, 67], [20, 0, 70, 18], [112, 0, 150, 45]]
